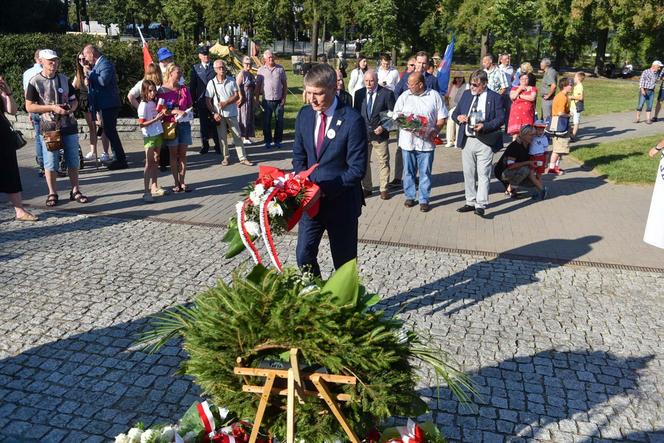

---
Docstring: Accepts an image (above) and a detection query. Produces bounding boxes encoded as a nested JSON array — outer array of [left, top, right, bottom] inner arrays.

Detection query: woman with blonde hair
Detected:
[[73, 51, 110, 161], [511, 61, 534, 88], [157, 63, 193, 192], [127, 63, 163, 109]]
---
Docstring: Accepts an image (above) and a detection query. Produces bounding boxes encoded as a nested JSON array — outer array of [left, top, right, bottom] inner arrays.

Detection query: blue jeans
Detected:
[[402, 149, 434, 204], [262, 99, 284, 146], [41, 133, 80, 171], [637, 90, 655, 112], [31, 113, 43, 168]]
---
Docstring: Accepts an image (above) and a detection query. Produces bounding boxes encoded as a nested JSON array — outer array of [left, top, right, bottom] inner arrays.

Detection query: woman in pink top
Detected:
[[507, 72, 537, 138], [158, 64, 194, 192]]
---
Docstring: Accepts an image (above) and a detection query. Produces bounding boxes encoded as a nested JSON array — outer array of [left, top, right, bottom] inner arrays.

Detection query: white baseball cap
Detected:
[[653, 60, 663, 67], [39, 49, 59, 60]]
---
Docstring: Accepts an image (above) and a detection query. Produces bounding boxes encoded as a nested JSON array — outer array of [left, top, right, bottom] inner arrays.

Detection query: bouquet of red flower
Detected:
[[223, 165, 320, 272], [380, 111, 444, 145]]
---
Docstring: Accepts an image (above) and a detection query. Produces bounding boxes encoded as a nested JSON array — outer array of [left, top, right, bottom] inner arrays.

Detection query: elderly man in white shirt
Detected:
[[377, 53, 400, 92], [206, 60, 253, 166], [393, 71, 447, 212]]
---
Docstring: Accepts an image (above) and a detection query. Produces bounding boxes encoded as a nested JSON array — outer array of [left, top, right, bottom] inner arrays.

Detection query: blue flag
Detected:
[[437, 35, 455, 95]]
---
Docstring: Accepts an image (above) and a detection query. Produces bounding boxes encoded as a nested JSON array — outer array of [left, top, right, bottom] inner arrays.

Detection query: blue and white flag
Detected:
[[437, 35, 455, 95]]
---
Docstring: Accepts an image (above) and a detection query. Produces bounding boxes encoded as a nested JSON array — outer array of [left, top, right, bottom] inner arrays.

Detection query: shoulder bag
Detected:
[[41, 75, 64, 151], [0, 112, 27, 150], [161, 89, 178, 140]]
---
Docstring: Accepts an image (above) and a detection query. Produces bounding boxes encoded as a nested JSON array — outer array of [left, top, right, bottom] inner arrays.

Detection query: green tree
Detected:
[[163, 0, 200, 39]]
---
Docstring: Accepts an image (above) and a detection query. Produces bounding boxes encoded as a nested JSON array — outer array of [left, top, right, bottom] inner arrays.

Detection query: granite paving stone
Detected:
[[0, 209, 663, 442]]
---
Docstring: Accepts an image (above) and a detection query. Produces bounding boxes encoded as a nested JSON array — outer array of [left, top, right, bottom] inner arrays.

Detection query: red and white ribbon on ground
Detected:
[[236, 199, 261, 265], [197, 400, 216, 438]]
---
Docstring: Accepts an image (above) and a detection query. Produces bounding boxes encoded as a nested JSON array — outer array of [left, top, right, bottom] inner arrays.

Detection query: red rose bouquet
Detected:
[[380, 111, 444, 145]]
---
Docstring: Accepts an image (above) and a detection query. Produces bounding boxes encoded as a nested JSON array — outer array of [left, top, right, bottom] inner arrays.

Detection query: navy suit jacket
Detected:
[[292, 100, 368, 217], [353, 86, 395, 142], [452, 89, 505, 152], [189, 62, 215, 106], [87, 56, 121, 111]]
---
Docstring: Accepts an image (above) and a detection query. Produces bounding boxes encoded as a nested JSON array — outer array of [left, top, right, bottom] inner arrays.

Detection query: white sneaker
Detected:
[[100, 153, 110, 162], [84, 151, 96, 160], [243, 138, 251, 144], [143, 193, 155, 203]]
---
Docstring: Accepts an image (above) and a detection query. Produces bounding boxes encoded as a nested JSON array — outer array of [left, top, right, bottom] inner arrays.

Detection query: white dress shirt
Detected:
[[377, 66, 400, 91], [393, 89, 448, 152], [465, 90, 488, 137], [314, 97, 338, 143]]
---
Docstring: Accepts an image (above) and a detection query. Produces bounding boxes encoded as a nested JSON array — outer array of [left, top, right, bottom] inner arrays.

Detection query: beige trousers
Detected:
[[216, 116, 246, 161], [362, 140, 391, 192]]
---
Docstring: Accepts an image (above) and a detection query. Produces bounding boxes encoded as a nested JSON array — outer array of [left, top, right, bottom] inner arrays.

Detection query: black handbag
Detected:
[[575, 100, 584, 113], [0, 113, 26, 150]]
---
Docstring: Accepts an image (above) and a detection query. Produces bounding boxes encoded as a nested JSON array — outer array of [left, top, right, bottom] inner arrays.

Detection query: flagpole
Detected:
[[137, 26, 146, 45]]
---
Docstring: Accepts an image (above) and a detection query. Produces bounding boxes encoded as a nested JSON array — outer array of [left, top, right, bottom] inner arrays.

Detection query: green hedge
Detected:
[[0, 34, 199, 117]]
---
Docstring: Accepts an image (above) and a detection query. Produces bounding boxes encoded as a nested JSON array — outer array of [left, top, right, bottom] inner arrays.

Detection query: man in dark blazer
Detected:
[[82, 44, 127, 170], [353, 69, 395, 200], [293, 63, 368, 276], [452, 69, 505, 217], [189, 46, 221, 154]]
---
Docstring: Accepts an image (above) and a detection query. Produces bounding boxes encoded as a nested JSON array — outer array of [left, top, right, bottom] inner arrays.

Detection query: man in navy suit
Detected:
[[353, 69, 395, 200], [190, 46, 221, 154], [452, 69, 505, 217], [82, 44, 127, 170], [293, 63, 368, 276]]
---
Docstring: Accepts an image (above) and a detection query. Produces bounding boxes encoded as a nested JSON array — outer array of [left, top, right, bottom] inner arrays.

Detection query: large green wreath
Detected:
[[141, 261, 473, 442]]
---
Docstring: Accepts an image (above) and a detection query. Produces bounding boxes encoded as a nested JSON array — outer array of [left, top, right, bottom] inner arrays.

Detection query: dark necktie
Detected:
[[367, 90, 374, 117], [316, 112, 327, 156]]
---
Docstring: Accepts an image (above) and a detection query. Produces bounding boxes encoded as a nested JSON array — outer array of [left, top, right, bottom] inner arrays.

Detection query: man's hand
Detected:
[[52, 104, 70, 115], [457, 114, 468, 123], [373, 126, 384, 135], [280, 97, 286, 107], [473, 122, 484, 132], [213, 113, 222, 123]]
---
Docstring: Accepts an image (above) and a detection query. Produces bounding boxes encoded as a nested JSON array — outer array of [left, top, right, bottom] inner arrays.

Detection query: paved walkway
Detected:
[[7, 111, 664, 269], [0, 209, 662, 442]]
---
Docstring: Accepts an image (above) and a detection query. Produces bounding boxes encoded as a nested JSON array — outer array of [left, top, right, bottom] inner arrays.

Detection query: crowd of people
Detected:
[[2, 42, 664, 223]]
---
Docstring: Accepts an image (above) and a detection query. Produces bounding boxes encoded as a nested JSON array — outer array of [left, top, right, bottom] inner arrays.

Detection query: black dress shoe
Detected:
[[404, 199, 418, 208], [107, 160, 128, 170], [199, 147, 210, 154], [457, 204, 475, 213], [474, 207, 486, 217], [363, 189, 373, 198], [420, 203, 430, 212]]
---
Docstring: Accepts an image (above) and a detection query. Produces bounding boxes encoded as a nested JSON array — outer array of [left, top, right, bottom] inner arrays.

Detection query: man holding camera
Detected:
[[452, 69, 505, 217], [25, 49, 89, 207]]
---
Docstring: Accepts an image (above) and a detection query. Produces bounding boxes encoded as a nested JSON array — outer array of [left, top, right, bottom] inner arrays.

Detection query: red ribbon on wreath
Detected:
[[386, 419, 425, 443]]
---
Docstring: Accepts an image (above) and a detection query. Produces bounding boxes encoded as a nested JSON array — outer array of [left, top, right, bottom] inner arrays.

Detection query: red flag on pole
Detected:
[[137, 27, 153, 72]]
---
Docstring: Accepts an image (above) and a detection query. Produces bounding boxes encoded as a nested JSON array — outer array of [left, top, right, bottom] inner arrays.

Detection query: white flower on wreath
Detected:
[[245, 220, 260, 237], [127, 428, 143, 443], [160, 427, 176, 442], [249, 183, 266, 205], [267, 199, 284, 217], [140, 429, 157, 443], [114, 434, 130, 443]]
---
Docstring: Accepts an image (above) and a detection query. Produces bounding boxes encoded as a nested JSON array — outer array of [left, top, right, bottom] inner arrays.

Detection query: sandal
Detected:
[[181, 184, 193, 193], [172, 185, 184, 193], [45, 194, 58, 207], [240, 159, 254, 166], [69, 190, 89, 203], [15, 212, 39, 222], [221, 157, 230, 166]]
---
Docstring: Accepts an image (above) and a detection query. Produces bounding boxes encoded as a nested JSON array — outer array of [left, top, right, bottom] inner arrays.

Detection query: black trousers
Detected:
[[197, 102, 220, 151]]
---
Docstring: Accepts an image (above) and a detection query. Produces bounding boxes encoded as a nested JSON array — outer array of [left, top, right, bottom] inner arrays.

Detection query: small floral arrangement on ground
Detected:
[[139, 260, 476, 442], [380, 111, 444, 145], [223, 165, 320, 271]]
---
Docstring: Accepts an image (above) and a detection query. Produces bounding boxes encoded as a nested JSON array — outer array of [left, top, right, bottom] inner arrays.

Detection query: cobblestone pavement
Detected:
[[1, 208, 663, 442]]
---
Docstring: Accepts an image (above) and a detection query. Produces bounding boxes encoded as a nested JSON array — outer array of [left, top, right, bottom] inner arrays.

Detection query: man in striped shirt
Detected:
[[635, 60, 663, 124]]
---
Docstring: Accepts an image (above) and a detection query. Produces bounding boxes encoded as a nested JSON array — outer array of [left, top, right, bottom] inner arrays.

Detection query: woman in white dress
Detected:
[[347, 57, 368, 103], [644, 137, 664, 249]]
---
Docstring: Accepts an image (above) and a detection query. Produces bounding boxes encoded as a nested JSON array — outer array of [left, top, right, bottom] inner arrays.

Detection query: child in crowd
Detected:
[[570, 71, 585, 141], [547, 78, 573, 175], [137, 80, 166, 203], [530, 120, 549, 180]]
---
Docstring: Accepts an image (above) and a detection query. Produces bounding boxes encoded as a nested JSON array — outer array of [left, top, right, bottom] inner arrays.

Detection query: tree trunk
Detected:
[[594, 28, 609, 76], [480, 31, 490, 61], [310, 8, 319, 61]]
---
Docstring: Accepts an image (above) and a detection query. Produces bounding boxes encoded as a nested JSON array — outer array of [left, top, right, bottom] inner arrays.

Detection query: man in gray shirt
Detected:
[[540, 57, 557, 121], [255, 50, 288, 149]]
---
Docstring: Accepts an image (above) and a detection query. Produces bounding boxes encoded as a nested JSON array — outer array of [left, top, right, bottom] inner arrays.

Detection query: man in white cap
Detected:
[[635, 60, 663, 124], [22, 49, 45, 175], [25, 49, 89, 207]]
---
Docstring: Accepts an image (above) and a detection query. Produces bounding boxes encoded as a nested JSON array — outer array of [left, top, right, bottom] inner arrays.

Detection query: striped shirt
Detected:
[[639, 69, 658, 90], [486, 66, 508, 93]]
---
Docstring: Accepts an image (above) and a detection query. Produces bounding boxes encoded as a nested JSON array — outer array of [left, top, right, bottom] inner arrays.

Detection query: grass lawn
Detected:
[[570, 133, 664, 184], [277, 59, 641, 136]]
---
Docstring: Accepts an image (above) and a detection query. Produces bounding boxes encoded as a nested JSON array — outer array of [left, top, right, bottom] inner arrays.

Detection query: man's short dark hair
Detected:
[[469, 69, 488, 85], [557, 77, 571, 91], [380, 53, 391, 62], [415, 51, 429, 60], [304, 63, 336, 90]]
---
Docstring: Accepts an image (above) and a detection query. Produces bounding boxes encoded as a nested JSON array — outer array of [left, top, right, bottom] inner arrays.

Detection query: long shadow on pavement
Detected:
[[378, 236, 601, 317], [421, 349, 660, 442]]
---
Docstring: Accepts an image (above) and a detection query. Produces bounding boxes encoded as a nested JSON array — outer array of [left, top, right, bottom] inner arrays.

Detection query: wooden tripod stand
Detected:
[[234, 348, 360, 443]]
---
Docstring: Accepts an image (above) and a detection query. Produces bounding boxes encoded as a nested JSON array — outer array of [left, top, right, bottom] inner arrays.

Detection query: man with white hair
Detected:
[[539, 57, 558, 121], [256, 50, 288, 149], [636, 60, 663, 124]]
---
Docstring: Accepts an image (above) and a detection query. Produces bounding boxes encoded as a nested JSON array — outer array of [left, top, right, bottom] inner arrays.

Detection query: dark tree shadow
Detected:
[[378, 236, 601, 317], [0, 315, 199, 442], [577, 126, 636, 141], [417, 349, 661, 442]]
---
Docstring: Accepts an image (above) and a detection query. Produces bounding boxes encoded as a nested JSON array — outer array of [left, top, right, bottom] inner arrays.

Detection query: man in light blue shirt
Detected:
[[22, 49, 44, 175]]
